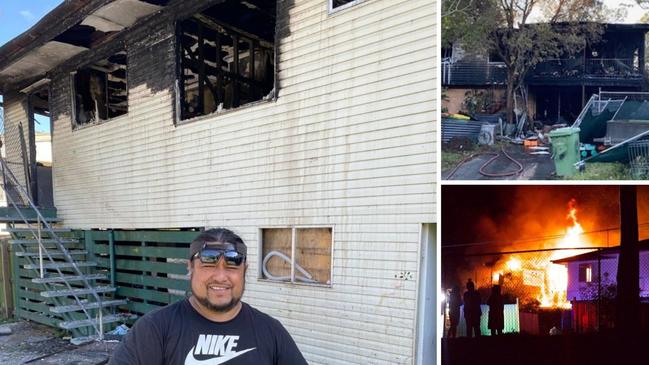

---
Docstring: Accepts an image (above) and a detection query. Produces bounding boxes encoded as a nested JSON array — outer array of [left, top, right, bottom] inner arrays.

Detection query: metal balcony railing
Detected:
[[442, 60, 507, 86], [529, 58, 642, 79]]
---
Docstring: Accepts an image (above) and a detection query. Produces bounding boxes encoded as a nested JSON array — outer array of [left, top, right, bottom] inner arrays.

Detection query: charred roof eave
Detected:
[[0, 0, 170, 93]]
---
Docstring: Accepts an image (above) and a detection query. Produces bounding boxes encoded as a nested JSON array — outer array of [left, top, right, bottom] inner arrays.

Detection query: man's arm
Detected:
[[108, 316, 164, 365]]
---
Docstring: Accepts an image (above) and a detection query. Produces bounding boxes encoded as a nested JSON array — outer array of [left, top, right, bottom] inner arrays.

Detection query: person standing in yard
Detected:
[[487, 285, 505, 336], [463, 279, 482, 338], [447, 285, 462, 338], [109, 228, 308, 365]]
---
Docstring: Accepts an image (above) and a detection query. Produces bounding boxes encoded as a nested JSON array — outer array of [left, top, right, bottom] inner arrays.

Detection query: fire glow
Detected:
[[492, 199, 593, 309]]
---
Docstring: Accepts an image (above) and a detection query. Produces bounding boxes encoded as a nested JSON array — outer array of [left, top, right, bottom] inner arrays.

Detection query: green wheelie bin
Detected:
[[548, 127, 581, 177]]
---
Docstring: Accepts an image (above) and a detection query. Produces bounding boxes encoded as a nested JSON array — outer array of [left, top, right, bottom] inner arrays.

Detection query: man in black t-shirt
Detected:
[[109, 228, 308, 365]]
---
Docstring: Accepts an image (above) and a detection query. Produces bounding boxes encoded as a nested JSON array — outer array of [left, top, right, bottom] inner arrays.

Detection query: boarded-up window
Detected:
[[73, 51, 128, 125], [261, 227, 332, 285]]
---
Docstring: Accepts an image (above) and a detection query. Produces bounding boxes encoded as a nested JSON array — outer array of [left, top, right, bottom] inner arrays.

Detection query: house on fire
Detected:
[[0, 1, 436, 364], [442, 23, 649, 124], [552, 240, 649, 332]]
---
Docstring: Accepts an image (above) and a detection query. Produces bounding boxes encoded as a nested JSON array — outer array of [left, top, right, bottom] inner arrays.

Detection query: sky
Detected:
[[606, 0, 646, 22], [0, 1, 62, 133]]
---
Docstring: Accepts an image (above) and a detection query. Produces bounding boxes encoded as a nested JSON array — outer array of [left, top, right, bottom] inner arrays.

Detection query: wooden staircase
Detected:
[[0, 158, 135, 343]]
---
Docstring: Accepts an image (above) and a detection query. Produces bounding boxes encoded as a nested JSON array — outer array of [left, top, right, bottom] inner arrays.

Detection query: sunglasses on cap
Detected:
[[193, 248, 246, 267]]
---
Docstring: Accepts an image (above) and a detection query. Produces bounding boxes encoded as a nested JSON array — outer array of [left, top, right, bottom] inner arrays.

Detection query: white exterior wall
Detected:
[[50, 0, 436, 364]]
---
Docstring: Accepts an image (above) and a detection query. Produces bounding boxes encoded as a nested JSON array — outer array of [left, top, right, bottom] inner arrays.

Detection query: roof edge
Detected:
[[0, 0, 113, 72]]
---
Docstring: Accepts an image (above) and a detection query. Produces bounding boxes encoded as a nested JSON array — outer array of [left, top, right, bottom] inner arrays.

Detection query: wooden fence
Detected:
[[84, 230, 197, 316], [0, 238, 14, 319]]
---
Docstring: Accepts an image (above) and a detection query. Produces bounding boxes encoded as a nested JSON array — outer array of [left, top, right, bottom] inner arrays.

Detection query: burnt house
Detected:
[[442, 23, 649, 124], [0, 0, 436, 363]]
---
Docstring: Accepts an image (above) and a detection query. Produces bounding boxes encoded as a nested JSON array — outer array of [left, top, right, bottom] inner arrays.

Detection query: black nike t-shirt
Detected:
[[108, 299, 308, 365]]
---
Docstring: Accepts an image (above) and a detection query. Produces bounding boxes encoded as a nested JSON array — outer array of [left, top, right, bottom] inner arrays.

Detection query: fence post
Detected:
[[1, 239, 14, 319], [597, 249, 602, 331], [109, 230, 115, 288], [10, 235, 19, 319]]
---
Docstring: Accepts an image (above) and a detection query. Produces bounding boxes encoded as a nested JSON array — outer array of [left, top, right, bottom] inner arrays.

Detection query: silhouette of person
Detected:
[[488, 284, 505, 336], [447, 285, 462, 338], [463, 279, 482, 338]]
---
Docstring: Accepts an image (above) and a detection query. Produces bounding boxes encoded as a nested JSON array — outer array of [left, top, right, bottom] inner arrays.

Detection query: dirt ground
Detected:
[[0, 321, 119, 365]]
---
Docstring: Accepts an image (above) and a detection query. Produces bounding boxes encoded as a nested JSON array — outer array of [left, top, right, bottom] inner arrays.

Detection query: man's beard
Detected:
[[191, 277, 245, 313], [193, 290, 241, 313]]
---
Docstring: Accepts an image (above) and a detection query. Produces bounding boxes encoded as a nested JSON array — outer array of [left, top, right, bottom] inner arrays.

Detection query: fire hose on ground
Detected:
[[446, 146, 524, 179]]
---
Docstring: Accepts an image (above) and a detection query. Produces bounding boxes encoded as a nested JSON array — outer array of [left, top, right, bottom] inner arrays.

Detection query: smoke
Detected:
[[470, 186, 625, 252]]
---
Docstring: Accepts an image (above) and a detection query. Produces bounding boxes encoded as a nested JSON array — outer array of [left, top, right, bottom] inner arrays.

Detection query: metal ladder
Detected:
[[0, 157, 135, 344]]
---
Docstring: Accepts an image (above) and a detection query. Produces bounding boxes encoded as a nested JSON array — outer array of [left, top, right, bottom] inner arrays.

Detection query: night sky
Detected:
[[442, 185, 649, 247]]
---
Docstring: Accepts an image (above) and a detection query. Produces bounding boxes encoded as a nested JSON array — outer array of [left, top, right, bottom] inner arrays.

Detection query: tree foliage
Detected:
[[442, 0, 497, 50]]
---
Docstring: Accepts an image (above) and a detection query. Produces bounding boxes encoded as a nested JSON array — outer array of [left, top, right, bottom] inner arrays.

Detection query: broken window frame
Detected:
[[175, 8, 277, 124], [71, 51, 129, 129], [259, 226, 334, 287], [329, 0, 367, 13]]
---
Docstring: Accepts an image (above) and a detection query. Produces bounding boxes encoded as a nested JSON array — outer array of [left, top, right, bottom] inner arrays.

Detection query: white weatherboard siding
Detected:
[[51, 0, 435, 363]]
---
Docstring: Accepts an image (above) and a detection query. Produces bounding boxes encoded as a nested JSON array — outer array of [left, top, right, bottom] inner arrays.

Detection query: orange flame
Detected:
[[540, 198, 590, 309]]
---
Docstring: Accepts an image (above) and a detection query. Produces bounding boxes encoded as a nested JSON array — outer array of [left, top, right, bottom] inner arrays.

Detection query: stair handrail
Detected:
[[0, 156, 104, 338]]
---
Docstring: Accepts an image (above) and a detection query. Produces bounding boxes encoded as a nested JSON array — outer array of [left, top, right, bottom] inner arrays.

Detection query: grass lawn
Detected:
[[564, 162, 635, 180]]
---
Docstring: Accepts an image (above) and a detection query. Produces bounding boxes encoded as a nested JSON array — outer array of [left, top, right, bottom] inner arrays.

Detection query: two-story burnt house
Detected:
[[442, 23, 649, 125]]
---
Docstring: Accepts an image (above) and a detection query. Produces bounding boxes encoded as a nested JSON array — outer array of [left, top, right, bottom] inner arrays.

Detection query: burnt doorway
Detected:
[[533, 86, 583, 125], [28, 85, 53, 208]]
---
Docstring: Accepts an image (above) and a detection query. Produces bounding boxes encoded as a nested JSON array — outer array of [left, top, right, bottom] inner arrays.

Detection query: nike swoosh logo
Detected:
[[184, 346, 256, 365]]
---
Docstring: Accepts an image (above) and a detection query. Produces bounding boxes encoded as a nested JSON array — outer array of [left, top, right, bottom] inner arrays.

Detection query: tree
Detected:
[[490, 0, 606, 124]]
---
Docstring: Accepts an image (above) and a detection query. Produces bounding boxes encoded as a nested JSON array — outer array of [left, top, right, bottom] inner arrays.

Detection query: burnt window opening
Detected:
[[73, 52, 128, 126], [488, 49, 505, 63], [178, 2, 276, 121], [27, 85, 53, 207], [30, 87, 50, 119], [331, 0, 360, 10]]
